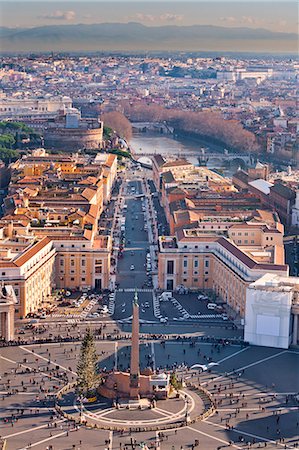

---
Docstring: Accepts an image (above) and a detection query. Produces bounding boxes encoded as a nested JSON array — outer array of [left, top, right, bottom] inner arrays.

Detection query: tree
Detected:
[[0, 134, 15, 149], [77, 329, 98, 396], [102, 111, 132, 141], [0, 147, 18, 163]]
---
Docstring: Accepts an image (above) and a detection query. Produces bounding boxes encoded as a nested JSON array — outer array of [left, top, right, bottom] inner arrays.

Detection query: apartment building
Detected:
[[158, 229, 288, 317], [152, 155, 193, 191], [53, 234, 111, 292], [0, 223, 112, 318], [0, 235, 56, 318], [233, 168, 297, 229]]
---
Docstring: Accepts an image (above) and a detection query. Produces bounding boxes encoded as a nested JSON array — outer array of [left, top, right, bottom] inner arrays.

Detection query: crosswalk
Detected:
[[51, 313, 77, 318], [108, 292, 115, 315], [117, 288, 153, 293], [153, 293, 162, 318], [189, 314, 223, 319], [81, 299, 97, 319]]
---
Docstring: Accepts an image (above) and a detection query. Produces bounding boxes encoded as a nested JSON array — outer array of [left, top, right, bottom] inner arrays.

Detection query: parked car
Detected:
[[207, 303, 217, 310]]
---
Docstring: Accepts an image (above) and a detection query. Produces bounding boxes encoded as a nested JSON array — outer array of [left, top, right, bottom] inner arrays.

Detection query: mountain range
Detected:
[[0, 22, 297, 53]]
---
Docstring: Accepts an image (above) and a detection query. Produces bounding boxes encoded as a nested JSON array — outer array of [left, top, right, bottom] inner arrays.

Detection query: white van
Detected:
[[207, 303, 217, 310], [159, 291, 173, 301]]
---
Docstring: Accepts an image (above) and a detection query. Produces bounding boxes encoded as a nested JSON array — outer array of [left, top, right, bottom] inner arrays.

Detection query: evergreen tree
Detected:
[[77, 328, 98, 396]]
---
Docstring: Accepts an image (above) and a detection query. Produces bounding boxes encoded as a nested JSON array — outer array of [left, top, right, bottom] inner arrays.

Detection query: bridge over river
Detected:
[[134, 151, 252, 164]]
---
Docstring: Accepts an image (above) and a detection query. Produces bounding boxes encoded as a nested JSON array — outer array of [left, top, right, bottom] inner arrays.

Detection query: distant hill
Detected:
[[0, 22, 297, 53]]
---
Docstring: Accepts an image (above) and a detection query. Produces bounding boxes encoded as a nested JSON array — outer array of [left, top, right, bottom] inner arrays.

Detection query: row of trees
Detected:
[[121, 102, 260, 153], [102, 111, 132, 142]]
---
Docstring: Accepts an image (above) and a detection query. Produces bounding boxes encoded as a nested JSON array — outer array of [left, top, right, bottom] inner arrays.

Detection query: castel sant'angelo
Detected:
[[44, 107, 103, 151]]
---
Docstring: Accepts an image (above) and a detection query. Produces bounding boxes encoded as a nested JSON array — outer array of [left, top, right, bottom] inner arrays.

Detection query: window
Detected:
[[167, 260, 174, 275], [193, 278, 198, 282], [245, 232, 248, 236], [1, 272, 5, 276], [61, 244, 64, 248], [183, 278, 187, 282], [71, 244, 75, 248], [95, 259, 102, 265], [194, 271, 198, 275], [183, 259, 188, 268], [14, 288, 19, 296], [95, 266, 102, 274], [71, 260, 75, 267], [183, 271, 187, 275], [81, 259, 86, 267], [205, 260, 209, 268], [194, 260, 199, 268], [244, 240, 248, 244], [71, 277, 74, 281], [60, 260, 64, 266], [82, 277, 86, 282]]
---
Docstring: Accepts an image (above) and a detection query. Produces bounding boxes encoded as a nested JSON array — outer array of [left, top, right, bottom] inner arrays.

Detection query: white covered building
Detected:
[[244, 273, 299, 349]]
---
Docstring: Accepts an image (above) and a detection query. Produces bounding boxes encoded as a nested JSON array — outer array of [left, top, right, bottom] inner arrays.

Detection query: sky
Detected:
[[0, 1, 298, 33]]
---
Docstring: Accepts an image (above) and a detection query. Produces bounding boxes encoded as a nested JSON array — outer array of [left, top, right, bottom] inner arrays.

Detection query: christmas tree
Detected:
[[77, 328, 98, 396]]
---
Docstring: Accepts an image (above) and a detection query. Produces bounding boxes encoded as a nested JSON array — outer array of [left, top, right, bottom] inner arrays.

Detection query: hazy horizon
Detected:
[[0, 1, 297, 33], [0, 1, 297, 53]]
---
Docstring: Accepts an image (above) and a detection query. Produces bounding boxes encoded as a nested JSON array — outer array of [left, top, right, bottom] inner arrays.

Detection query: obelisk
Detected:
[[130, 289, 140, 399]]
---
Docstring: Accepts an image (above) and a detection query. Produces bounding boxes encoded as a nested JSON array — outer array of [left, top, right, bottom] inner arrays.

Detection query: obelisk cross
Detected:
[[130, 289, 140, 397]]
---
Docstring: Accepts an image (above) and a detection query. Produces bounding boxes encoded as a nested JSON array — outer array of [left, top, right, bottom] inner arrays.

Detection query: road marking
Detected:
[[204, 420, 295, 449], [186, 426, 242, 449], [0, 356, 61, 381], [3, 419, 66, 439], [216, 347, 249, 364], [203, 350, 288, 386], [20, 346, 77, 375], [109, 430, 113, 450], [114, 342, 118, 370], [19, 430, 69, 449], [151, 341, 156, 371]]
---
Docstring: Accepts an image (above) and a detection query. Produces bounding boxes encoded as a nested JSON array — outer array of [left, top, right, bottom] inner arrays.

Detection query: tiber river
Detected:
[[130, 131, 246, 176]]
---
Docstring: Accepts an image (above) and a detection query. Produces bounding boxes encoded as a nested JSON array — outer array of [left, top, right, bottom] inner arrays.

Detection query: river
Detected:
[[130, 131, 245, 176]]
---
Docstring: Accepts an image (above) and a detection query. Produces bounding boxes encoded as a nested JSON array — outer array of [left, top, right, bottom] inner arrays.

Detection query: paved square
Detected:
[[1, 340, 298, 449]]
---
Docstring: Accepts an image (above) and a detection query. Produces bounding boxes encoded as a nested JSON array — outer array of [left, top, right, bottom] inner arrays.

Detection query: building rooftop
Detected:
[[248, 179, 273, 195]]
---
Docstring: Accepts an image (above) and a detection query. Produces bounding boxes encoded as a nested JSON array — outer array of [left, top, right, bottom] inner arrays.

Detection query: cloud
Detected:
[[135, 13, 155, 22], [220, 16, 237, 24], [128, 12, 183, 23], [39, 10, 76, 21], [220, 15, 282, 28], [241, 16, 265, 26], [159, 13, 184, 22]]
